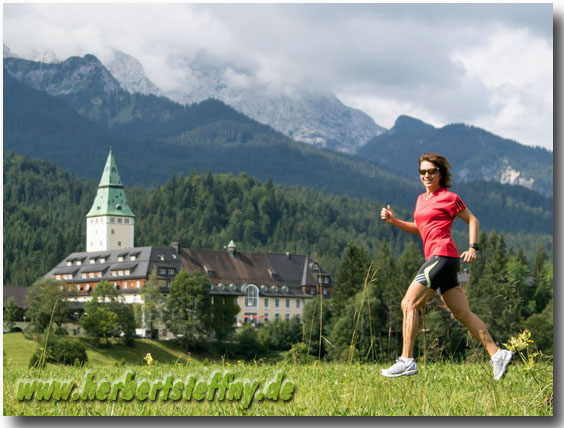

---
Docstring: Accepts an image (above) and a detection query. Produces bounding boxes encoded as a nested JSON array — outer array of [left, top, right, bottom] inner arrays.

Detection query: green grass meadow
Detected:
[[3, 333, 553, 416]]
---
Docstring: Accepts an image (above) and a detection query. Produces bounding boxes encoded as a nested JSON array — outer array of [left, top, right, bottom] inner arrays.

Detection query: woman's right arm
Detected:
[[380, 205, 420, 235]]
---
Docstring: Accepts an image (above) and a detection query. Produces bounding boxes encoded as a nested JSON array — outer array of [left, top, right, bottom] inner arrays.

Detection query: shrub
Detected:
[[284, 342, 310, 365], [29, 338, 88, 367], [234, 324, 264, 359]]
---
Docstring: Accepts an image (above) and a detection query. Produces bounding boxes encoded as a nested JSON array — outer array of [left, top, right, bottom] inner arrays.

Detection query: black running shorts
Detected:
[[414, 255, 460, 295]]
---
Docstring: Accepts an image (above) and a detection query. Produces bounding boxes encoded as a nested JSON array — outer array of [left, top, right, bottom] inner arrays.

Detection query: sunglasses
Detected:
[[419, 168, 439, 176]]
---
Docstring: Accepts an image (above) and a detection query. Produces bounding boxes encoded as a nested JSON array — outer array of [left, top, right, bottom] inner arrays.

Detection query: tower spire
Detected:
[[86, 150, 135, 252]]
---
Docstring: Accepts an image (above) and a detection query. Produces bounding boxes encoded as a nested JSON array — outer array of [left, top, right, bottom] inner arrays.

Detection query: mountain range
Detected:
[[4, 46, 552, 196], [2, 50, 553, 236]]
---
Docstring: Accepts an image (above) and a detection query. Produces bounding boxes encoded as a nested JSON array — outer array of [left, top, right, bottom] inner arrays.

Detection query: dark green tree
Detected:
[[467, 231, 522, 348], [302, 295, 332, 358], [330, 243, 370, 319], [3, 297, 22, 331], [81, 281, 120, 344], [139, 269, 164, 338], [164, 270, 212, 349], [24, 278, 71, 333], [210, 294, 239, 342], [530, 245, 552, 316]]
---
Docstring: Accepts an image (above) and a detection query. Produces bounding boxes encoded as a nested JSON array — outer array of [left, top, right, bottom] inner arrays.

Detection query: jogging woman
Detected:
[[379, 153, 512, 380]]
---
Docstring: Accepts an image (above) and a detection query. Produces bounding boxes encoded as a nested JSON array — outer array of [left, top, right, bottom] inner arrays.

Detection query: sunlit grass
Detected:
[[3, 359, 552, 416]]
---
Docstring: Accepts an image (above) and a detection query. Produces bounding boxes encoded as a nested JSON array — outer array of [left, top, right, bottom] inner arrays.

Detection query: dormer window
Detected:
[[311, 262, 319, 272], [99, 258, 106, 263], [110, 218, 115, 223], [130, 255, 136, 261], [66, 261, 72, 266]]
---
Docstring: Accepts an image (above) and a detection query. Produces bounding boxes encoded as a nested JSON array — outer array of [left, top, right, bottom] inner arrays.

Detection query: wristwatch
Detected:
[[470, 243, 480, 251]]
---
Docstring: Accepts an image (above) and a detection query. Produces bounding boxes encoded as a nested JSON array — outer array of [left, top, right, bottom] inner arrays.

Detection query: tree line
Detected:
[[3, 152, 552, 288]]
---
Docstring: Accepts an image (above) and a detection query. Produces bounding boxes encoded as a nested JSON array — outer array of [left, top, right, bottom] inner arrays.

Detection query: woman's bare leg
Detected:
[[401, 281, 436, 359], [440, 286, 498, 356]]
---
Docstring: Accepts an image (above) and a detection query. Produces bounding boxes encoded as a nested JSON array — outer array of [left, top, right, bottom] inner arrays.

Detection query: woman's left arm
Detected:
[[456, 208, 479, 264]]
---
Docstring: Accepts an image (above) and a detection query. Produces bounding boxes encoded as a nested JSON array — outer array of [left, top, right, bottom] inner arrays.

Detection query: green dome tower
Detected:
[[86, 149, 135, 252]]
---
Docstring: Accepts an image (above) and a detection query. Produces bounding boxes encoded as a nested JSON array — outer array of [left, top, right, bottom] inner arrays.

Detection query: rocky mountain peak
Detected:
[[4, 54, 123, 96], [105, 50, 163, 96]]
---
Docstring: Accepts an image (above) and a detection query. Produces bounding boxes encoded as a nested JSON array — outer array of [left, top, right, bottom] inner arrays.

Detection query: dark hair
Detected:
[[418, 153, 452, 188]]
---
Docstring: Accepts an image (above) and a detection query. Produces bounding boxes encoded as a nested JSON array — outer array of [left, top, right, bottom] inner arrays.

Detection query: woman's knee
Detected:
[[401, 296, 418, 313]]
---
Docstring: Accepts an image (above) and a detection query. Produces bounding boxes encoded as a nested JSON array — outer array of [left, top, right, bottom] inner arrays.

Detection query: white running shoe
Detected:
[[380, 358, 418, 377], [491, 349, 513, 380]]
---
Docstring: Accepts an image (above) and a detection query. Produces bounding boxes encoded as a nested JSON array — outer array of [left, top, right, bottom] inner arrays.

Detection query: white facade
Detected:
[[86, 215, 134, 252]]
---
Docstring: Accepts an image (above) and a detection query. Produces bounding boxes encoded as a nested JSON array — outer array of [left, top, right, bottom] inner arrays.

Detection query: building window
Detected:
[[99, 258, 106, 263], [66, 261, 72, 266], [110, 218, 115, 223], [244, 285, 259, 308], [297, 299, 301, 309], [125, 270, 130, 276], [112, 229, 115, 235], [118, 218, 122, 224], [125, 219, 130, 224], [136, 281, 140, 288], [118, 241, 122, 247], [264, 298, 269, 308], [244, 312, 258, 326], [286, 314, 290, 321], [158, 268, 167, 275], [264, 313, 269, 322], [286, 299, 290, 309], [275, 298, 280, 309], [275, 313, 280, 320], [76, 260, 82, 266], [130, 255, 136, 261]]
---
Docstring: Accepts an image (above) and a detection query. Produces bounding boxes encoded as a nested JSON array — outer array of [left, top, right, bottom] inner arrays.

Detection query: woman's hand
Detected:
[[460, 247, 477, 264], [380, 205, 395, 224]]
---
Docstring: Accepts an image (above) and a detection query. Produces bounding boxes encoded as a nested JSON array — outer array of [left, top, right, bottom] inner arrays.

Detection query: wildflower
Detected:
[[503, 329, 539, 370], [144, 353, 153, 366], [503, 330, 533, 353]]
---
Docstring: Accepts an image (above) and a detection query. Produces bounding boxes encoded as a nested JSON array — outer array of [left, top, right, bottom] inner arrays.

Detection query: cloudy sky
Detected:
[[3, 2, 554, 150]]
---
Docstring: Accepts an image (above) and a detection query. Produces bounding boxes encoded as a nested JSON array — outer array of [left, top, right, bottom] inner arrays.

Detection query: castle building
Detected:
[[40, 149, 332, 338]]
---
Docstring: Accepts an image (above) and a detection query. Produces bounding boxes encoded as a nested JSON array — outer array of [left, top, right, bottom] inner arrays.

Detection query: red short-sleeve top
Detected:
[[413, 187, 466, 260]]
